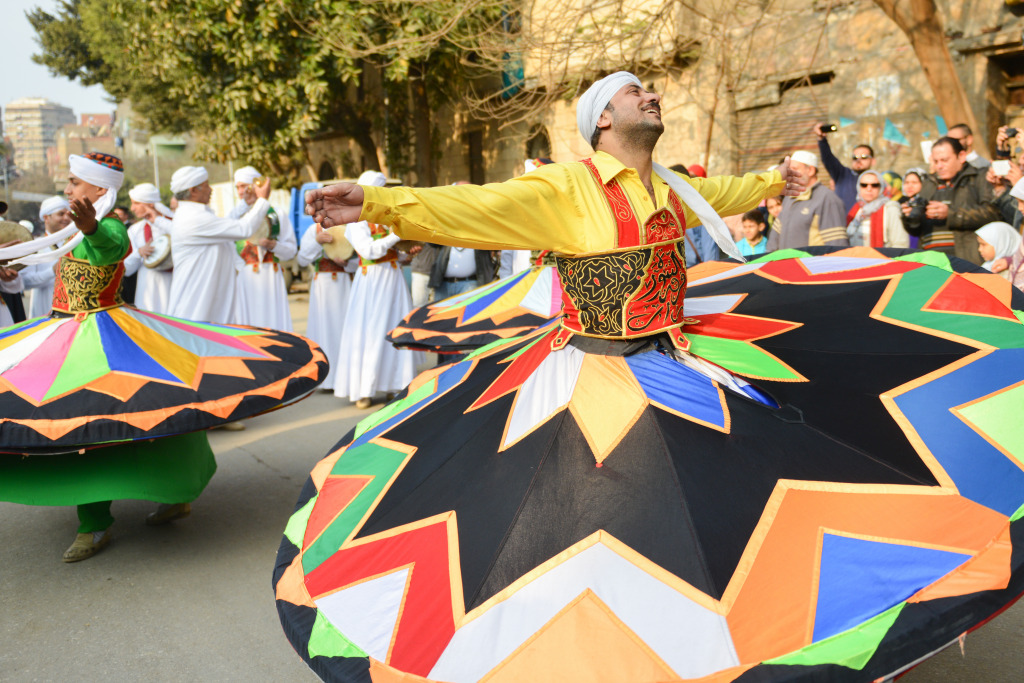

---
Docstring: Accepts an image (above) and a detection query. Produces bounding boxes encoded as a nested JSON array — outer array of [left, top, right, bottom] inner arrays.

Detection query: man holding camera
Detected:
[[814, 122, 876, 213], [902, 136, 999, 265], [988, 125, 1023, 230]]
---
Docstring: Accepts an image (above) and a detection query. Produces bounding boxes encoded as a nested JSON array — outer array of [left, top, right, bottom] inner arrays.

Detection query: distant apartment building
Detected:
[[51, 122, 116, 180], [2, 97, 75, 171]]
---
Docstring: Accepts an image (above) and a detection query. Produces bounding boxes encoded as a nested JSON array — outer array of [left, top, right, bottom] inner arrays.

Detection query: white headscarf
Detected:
[[976, 221, 1022, 270], [170, 166, 209, 194], [38, 196, 69, 219], [69, 153, 123, 220], [575, 72, 746, 262], [357, 171, 387, 187], [234, 166, 262, 185], [128, 183, 174, 217]]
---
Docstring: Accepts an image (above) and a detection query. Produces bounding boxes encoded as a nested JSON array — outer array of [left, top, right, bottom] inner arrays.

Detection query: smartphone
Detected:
[[992, 160, 1011, 177]]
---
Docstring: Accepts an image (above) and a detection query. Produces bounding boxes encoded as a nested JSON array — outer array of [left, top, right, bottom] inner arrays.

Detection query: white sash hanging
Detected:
[[653, 163, 745, 263]]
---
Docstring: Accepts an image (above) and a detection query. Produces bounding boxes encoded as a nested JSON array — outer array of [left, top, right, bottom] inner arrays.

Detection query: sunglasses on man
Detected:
[[852, 154, 873, 160]]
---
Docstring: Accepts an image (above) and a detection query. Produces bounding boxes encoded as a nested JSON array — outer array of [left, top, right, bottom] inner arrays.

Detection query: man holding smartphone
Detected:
[[902, 136, 999, 264], [813, 122, 876, 213], [989, 126, 1024, 230]]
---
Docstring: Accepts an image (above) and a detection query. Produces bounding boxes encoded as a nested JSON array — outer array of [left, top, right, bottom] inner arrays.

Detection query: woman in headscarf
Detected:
[[975, 221, 1022, 280], [846, 170, 909, 248]]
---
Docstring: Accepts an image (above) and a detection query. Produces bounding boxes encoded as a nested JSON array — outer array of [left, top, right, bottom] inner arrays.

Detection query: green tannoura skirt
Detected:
[[0, 431, 216, 506]]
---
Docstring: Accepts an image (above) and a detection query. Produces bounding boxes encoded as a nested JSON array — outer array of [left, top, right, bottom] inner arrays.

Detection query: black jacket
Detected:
[[901, 164, 999, 264], [428, 247, 496, 289]]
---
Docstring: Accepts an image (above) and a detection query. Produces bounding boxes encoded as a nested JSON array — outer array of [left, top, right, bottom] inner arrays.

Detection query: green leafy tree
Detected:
[[28, 0, 509, 184]]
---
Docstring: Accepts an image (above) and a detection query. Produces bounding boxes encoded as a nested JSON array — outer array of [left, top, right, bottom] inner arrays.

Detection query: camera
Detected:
[[907, 194, 926, 209], [821, 123, 838, 134], [1007, 127, 1019, 138]]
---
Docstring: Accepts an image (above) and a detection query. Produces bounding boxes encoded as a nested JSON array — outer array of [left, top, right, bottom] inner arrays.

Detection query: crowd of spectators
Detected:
[[750, 122, 1024, 292]]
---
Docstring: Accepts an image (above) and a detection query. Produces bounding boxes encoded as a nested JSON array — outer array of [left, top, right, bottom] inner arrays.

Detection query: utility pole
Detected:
[[152, 138, 159, 188]]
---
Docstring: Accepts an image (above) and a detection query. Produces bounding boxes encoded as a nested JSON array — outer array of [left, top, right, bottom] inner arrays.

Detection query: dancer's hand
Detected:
[[69, 197, 98, 234], [776, 157, 807, 197], [306, 183, 365, 228]]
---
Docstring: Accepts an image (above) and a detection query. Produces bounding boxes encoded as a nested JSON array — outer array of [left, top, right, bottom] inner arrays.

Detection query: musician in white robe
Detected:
[[166, 166, 271, 324], [22, 196, 71, 318], [297, 224, 356, 391], [230, 166, 296, 330], [123, 183, 174, 314], [334, 171, 417, 409]]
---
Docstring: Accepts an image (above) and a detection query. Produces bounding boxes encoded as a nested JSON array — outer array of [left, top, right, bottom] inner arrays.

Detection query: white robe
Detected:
[[334, 222, 417, 402], [167, 199, 269, 324], [297, 226, 355, 390], [1, 274, 23, 328], [124, 217, 174, 314], [22, 261, 55, 319], [230, 201, 296, 330]]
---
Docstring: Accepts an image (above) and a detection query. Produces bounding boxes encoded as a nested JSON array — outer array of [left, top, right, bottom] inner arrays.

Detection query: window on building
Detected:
[[317, 160, 335, 181], [736, 72, 834, 182]]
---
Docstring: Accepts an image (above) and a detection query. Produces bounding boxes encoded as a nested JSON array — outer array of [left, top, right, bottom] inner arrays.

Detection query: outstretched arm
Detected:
[[308, 166, 585, 253]]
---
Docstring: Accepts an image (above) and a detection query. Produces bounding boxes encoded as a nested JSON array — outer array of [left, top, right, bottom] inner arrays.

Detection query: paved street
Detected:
[[2, 292, 1021, 682]]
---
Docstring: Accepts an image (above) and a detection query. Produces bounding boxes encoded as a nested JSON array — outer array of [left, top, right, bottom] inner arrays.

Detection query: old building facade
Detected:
[[307, 1, 1022, 187]]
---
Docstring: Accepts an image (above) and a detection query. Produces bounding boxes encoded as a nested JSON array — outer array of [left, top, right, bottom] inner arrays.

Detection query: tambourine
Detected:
[[0, 221, 34, 270], [248, 215, 272, 244], [0, 221, 33, 246], [143, 234, 173, 270], [394, 239, 424, 253], [322, 225, 355, 262]]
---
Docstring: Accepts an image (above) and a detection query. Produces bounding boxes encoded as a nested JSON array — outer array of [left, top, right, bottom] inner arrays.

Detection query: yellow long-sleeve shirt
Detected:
[[360, 151, 784, 256]]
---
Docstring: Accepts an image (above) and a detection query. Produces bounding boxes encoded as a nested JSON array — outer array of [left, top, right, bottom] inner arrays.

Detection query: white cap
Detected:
[[357, 171, 387, 187], [791, 150, 818, 168]]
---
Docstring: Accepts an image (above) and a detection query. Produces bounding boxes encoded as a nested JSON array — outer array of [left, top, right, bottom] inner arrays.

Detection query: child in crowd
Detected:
[[976, 221, 1022, 281], [736, 210, 768, 257], [765, 195, 783, 232]]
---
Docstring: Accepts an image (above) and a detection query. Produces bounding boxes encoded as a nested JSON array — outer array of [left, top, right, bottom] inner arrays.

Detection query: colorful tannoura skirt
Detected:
[[386, 265, 562, 354], [275, 247, 1024, 683], [0, 305, 328, 454]]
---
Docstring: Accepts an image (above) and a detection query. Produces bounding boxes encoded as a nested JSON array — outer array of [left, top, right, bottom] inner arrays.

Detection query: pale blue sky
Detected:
[[4, 0, 114, 118]]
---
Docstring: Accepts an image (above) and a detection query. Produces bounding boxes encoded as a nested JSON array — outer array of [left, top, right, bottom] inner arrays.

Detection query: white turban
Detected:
[[128, 183, 174, 217], [576, 71, 642, 144], [357, 171, 387, 187], [39, 195, 69, 219], [791, 150, 819, 168], [1010, 178, 1024, 202], [68, 153, 123, 220], [170, 166, 209, 194], [234, 166, 262, 185]]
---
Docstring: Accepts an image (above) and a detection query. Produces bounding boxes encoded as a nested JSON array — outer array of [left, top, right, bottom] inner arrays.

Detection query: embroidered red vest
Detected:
[[555, 159, 693, 348], [51, 254, 127, 316]]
